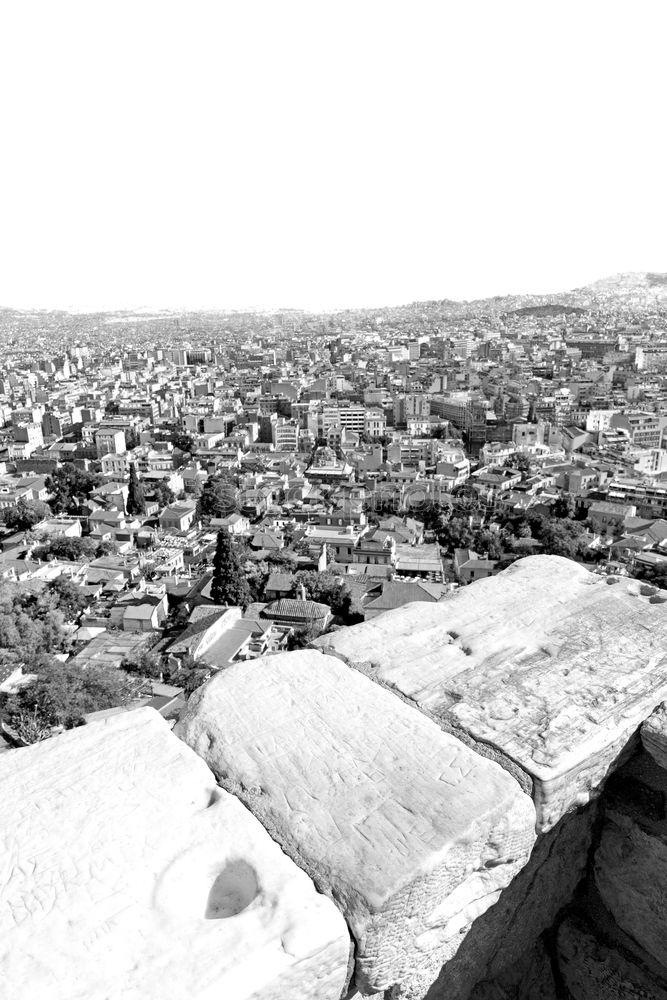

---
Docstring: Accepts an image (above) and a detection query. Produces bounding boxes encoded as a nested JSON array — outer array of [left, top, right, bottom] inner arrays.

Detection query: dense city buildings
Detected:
[[2, 272, 667, 741]]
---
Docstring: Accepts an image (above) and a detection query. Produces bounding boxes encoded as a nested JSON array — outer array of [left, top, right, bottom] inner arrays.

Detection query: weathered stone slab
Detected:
[[317, 555, 667, 830], [557, 916, 667, 1000], [176, 650, 536, 995], [594, 809, 667, 974], [641, 701, 667, 771], [403, 805, 595, 1000], [0, 708, 350, 1000]]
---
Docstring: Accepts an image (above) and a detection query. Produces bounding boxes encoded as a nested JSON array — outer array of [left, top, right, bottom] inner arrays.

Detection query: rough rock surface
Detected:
[[469, 939, 558, 1000], [557, 916, 667, 1000], [0, 708, 350, 1000], [641, 701, 667, 770], [406, 806, 594, 1000], [594, 810, 667, 973], [176, 650, 536, 995], [317, 555, 667, 830]]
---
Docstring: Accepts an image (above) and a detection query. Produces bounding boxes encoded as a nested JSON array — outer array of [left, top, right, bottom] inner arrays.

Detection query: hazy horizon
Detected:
[[1, 269, 664, 317], [1, 2, 665, 314]]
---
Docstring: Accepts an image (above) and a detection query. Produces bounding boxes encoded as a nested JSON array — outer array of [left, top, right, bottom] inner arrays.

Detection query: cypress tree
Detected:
[[210, 529, 251, 609], [126, 463, 146, 515]]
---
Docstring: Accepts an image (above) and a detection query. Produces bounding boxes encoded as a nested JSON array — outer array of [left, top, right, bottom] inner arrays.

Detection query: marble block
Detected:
[[317, 555, 667, 830], [0, 708, 350, 1000], [176, 650, 536, 995]]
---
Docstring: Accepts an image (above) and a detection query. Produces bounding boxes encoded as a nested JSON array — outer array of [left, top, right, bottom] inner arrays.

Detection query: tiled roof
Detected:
[[263, 599, 330, 620]]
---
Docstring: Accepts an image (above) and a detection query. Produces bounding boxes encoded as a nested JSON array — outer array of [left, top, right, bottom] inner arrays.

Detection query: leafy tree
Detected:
[[7, 707, 53, 744], [125, 427, 141, 450], [160, 423, 194, 454], [266, 549, 299, 570], [3, 499, 52, 532], [437, 516, 475, 553], [504, 453, 531, 476], [635, 563, 667, 588], [152, 480, 175, 508], [293, 571, 357, 623], [474, 528, 503, 561], [210, 530, 251, 608], [552, 494, 576, 519], [126, 463, 146, 516], [182, 665, 212, 696], [245, 560, 271, 602], [4, 661, 136, 737], [32, 535, 100, 562], [46, 466, 100, 513], [520, 510, 590, 559], [47, 576, 89, 621], [172, 430, 195, 453], [195, 475, 238, 523], [417, 500, 449, 533], [0, 581, 71, 664], [285, 623, 323, 650], [120, 648, 164, 679]]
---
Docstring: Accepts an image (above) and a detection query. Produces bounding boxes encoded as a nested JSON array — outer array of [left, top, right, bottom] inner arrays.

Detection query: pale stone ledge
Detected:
[[316, 555, 667, 831], [176, 650, 536, 995], [0, 708, 350, 1000]]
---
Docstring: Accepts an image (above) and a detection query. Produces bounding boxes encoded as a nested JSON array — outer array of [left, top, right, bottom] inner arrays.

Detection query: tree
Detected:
[[0, 581, 71, 665], [47, 576, 89, 621], [552, 494, 576, 519], [523, 510, 589, 559], [182, 666, 212, 696], [46, 466, 100, 513], [126, 463, 146, 516], [4, 660, 136, 737], [32, 535, 100, 562], [7, 707, 53, 744], [504, 453, 531, 476], [125, 427, 141, 450], [474, 528, 503, 561], [285, 623, 323, 650], [152, 480, 175, 508], [293, 571, 358, 623], [195, 475, 238, 523], [635, 562, 667, 588], [437, 516, 475, 553], [120, 648, 164, 679], [171, 430, 195, 454], [418, 500, 449, 533], [3, 499, 52, 532], [245, 560, 271, 602], [210, 530, 251, 608]]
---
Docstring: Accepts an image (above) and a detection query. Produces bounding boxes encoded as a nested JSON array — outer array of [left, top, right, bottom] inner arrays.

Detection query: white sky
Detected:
[[0, 1, 665, 312]]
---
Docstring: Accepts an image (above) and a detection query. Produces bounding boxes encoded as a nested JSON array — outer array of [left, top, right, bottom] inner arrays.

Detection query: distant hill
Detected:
[[504, 303, 587, 319], [572, 271, 667, 305], [1, 272, 667, 323]]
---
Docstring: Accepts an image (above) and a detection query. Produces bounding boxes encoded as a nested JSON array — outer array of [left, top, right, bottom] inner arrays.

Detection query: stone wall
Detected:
[[3, 555, 667, 998]]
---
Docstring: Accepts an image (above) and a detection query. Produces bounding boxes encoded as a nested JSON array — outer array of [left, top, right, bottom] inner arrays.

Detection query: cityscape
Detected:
[[4, 2, 667, 996], [3, 269, 667, 998], [2, 269, 667, 740]]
